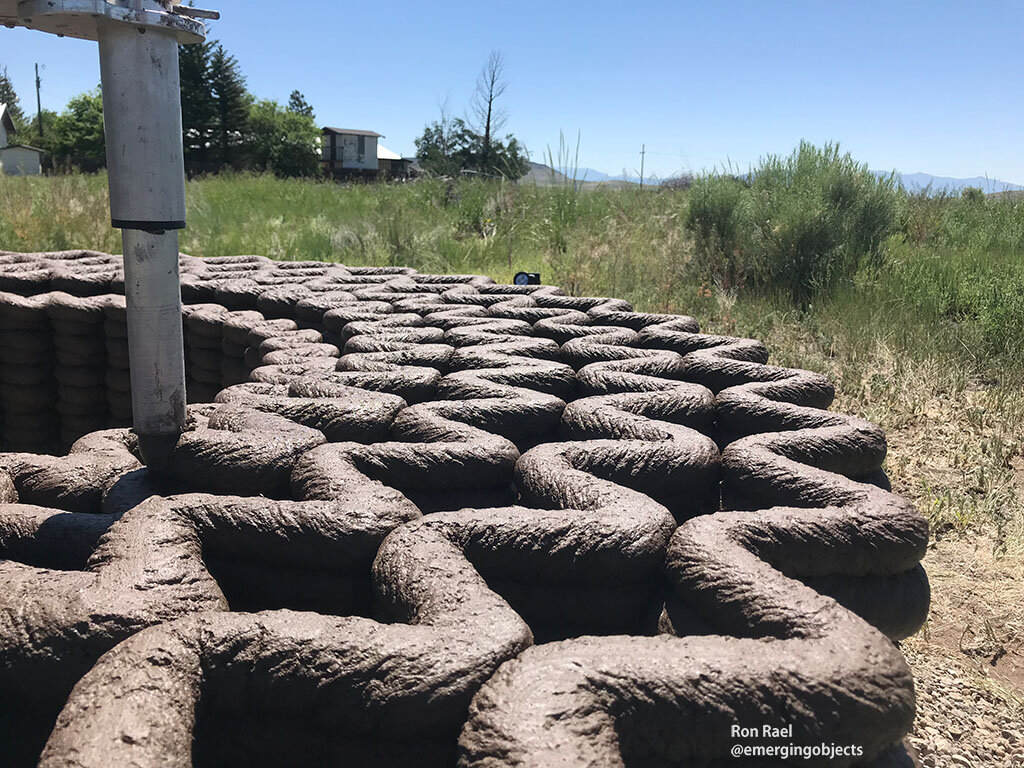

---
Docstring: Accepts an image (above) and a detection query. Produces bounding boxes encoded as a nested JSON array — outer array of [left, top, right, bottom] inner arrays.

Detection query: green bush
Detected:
[[750, 142, 901, 306], [684, 142, 902, 307]]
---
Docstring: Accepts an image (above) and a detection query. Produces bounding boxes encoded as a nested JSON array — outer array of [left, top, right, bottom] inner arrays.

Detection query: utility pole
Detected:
[[34, 63, 42, 137], [639, 144, 646, 188]]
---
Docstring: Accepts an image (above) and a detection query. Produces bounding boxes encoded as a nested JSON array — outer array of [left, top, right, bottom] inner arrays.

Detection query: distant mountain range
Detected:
[[557, 167, 664, 185], [871, 172, 1023, 194], [525, 162, 1023, 194], [520, 163, 663, 187], [522, 162, 654, 189]]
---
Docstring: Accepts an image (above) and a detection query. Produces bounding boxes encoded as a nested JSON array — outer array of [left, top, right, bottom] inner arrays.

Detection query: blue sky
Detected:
[[2, 0, 1023, 182]]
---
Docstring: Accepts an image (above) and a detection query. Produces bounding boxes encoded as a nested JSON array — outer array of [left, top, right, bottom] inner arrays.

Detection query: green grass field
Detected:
[[2, 169, 1023, 552]]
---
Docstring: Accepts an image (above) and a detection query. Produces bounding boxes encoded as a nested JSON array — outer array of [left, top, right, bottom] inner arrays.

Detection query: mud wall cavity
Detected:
[[0, 249, 929, 767]]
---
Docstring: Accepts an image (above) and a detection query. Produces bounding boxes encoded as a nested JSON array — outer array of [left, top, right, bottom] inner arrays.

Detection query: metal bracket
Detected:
[[0, 0, 213, 43], [170, 4, 218, 21]]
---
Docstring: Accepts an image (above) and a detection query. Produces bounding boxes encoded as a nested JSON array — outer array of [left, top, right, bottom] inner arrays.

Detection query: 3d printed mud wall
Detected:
[[0, 250, 929, 767]]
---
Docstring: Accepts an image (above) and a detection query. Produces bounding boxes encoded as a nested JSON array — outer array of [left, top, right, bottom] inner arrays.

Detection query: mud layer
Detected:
[[0, 250, 929, 767]]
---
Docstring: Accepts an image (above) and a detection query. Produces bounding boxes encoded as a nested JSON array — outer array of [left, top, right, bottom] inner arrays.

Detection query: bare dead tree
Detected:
[[468, 50, 509, 170], [435, 96, 458, 159]]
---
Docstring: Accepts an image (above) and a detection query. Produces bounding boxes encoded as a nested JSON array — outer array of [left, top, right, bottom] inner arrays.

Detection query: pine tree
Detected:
[[0, 66, 27, 128], [287, 90, 314, 119], [209, 44, 250, 168], [178, 41, 215, 170]]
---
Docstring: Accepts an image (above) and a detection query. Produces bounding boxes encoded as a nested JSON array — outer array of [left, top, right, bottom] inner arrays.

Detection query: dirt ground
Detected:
[[904, 535, 1023, 767]]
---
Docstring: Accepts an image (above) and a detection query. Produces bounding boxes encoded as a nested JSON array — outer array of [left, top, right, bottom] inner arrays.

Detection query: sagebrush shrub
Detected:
[[684, 142, 902, 307], [750, 142, 901, 306]]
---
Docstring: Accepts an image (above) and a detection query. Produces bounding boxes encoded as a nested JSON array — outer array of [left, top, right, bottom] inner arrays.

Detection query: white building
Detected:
[[321, 127, 381, 173], [0, 103, 44, 176]]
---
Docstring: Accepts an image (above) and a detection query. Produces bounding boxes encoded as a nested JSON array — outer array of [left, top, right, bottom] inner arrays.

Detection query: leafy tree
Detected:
[[484, 134, 529, 178], [415, 114, 527, 179], [287, 90, 314, 119], [209, 44, 250, 167], [18, 108, 59, 167], [246, 99, 321, 178], [49, 89, 105, 170], [0, 66, 26, 128], [415, 109, 476, 176], [178, 40, 216, 167]]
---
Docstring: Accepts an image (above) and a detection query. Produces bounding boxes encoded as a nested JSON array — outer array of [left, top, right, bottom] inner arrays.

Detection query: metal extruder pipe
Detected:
[[120, 228, 187, 466], [98, 20, 188, 467]]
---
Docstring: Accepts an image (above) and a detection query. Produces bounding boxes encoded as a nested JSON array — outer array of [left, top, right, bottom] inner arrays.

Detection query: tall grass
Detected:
[[1, 165, 1020, 377], [0, 173, 120, 253], [685, 173, 750, 290], [905, 187, 1024, 252]]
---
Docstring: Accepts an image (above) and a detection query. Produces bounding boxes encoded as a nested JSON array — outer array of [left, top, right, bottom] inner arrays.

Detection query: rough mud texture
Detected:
[[0, 250, 930, 767]]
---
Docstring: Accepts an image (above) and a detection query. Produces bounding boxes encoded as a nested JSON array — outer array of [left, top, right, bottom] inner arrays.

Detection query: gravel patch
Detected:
[[904, 630, 1023, 767]]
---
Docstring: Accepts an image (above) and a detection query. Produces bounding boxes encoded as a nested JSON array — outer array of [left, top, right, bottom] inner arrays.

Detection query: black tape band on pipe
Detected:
[[112, 220, 187, 233]]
